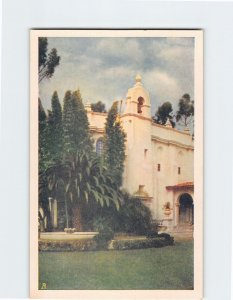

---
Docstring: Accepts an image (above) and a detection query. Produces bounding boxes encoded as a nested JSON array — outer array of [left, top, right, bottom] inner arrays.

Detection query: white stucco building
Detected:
[[86, 75, 194, 233]]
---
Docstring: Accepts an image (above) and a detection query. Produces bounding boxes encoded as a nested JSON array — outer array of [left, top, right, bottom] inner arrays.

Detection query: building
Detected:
[[85, 75, 194, 233]]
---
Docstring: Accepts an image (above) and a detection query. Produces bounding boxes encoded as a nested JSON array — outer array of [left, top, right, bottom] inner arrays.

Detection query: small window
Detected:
[[157, 164, 161, 172], [96, 138, 104, 155], [144, 149, 148, 158], [137, 97, 144, 113], [178, 167, 181, 175]]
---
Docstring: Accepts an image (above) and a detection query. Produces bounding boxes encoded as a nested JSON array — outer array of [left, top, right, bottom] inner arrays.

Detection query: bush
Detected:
[[85, 192, 153, 236], [91, 216, 112, 232], [39, 239, 97, 252], [146, 230, 158, 238], [118, 193, 153, 235], [111, 236, 173, 250], [91, 216, 115, 249], [93, 224, 114, 250], [158, 233, 174, 245]]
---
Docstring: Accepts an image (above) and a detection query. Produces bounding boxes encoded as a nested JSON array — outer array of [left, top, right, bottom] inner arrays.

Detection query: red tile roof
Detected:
[[166, 181, 194, 190]]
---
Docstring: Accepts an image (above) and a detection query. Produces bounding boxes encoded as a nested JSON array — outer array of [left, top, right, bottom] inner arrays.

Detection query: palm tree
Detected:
[[40, 151, 122, 231], [64, 152, 122, 230]]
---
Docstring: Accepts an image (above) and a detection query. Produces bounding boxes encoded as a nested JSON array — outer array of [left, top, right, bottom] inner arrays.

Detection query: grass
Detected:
[[39, 240, 193, 290]]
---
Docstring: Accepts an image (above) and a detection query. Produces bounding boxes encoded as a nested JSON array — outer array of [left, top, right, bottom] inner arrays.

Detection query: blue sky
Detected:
[[39, 37, 194, 115]]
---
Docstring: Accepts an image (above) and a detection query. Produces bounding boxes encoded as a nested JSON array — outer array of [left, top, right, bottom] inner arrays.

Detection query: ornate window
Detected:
[[96, 138, 104, 155]]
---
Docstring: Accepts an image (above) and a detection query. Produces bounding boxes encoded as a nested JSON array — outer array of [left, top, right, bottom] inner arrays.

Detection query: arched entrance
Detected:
[[179, 193, 194, 225]]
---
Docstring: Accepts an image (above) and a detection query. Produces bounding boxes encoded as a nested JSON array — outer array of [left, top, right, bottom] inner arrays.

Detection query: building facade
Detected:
[[86, 75, 194, 233]]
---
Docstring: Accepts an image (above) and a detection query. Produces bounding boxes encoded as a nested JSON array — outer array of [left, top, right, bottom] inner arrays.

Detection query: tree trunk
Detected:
[[72, 204, 83, 231]]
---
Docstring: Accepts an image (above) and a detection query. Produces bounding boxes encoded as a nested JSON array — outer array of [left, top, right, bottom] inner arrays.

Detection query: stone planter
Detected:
[[164, 208, 171, 216]]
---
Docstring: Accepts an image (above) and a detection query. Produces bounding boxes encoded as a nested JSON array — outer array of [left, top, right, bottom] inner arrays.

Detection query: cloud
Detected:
[[39, 37, 194, 114], [144, 69, 182, 108], [157, 46, 191, 62], [95, 38, 143, 64]]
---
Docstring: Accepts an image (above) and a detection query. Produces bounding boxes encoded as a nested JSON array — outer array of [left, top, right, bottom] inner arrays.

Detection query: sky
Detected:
[[39, 37, 194, 115]]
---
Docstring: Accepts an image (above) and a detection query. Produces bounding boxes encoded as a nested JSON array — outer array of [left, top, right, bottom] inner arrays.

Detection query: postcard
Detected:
[[30, 29, 203, 299]]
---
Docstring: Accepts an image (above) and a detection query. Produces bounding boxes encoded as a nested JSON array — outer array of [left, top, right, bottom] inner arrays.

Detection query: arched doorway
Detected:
[[179, 193, 194, 225]]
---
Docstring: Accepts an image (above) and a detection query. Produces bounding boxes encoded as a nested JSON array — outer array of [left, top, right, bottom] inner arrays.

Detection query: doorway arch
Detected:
[[179, 193, 194, 225]]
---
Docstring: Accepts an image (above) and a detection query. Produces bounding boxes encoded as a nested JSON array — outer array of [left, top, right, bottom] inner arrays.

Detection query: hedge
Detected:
[[39, 234, 174, 252], [39, 239, 97, 252], [110, 236, 174, 251]]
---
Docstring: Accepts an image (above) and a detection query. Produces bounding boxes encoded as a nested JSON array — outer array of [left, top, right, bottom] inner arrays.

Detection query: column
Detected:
[[175, 202, 180, 227], [53, 199, 58, 228]]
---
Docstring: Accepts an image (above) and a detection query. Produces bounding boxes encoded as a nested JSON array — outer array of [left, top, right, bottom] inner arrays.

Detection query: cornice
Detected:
[[152, 135, 194, 150]]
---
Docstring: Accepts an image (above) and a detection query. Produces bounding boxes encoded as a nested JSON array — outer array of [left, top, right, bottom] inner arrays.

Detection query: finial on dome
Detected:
[[135, 74, 142, 83]]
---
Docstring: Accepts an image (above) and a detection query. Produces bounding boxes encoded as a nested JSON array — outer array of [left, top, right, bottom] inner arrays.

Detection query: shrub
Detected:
[[85, 192, 153, 235], [93, 226, 114, 250], [39, 239, 97, 252], [118, 193, 153, 235], [93, 217, 114, 249], [111, 236, 173, 250], [91, 216, 112, 232], [146, 230, 158, 238], [158, 233, 174, 245]]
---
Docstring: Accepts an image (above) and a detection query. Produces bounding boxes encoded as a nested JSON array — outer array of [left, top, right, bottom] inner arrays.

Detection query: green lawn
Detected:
[[39, 241, 193, 290]]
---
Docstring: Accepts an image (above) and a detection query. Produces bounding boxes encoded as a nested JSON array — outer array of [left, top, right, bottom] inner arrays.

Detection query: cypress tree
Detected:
[[63, 90, 76, 157], [63, 89, 93, 158], [47, 91, 63, 162], [104, 101, 126, 187], [72, 89, 93, 154], [38, 98, 49, 173]]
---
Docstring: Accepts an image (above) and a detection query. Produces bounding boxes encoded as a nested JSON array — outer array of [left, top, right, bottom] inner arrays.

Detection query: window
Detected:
[[144, 149, 148, 158], [178, 167, 181, 175], [96, 138, 104, 155], [157, 164, 161, 171], [137, 97, 144, 113]]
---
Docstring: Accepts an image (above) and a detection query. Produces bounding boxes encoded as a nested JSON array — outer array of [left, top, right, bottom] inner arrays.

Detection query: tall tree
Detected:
[[72, 90, 93, 154], [176, 94, 194, 127], [38, 37, 60, 83], [38, 98, 53, 230], [63, 90, 76, 157], [63, 90, 93, 158], [47, 91, 63, 162], [91, 101, 106, 113], [38, 98, 50, 173], [153, 101, 175, 127], [104, 101, 126, 188]]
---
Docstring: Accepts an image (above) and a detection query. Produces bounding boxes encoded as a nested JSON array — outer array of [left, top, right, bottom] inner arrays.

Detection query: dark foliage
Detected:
[[91, 101, 106, 113], [38, 37, 60, 83], [153, 101, 175, 127], [112, 236, 174, 250], [176, 93, 194, 127], [104, 101, 126, 188]]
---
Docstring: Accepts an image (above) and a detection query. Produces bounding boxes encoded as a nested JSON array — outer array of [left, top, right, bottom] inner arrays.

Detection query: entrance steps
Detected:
[[167, 225, 194, 240]]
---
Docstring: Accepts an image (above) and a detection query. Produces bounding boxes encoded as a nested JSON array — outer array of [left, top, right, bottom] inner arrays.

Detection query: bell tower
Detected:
[[123, 74, 151, 118], [121, 75, 153, 205]]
